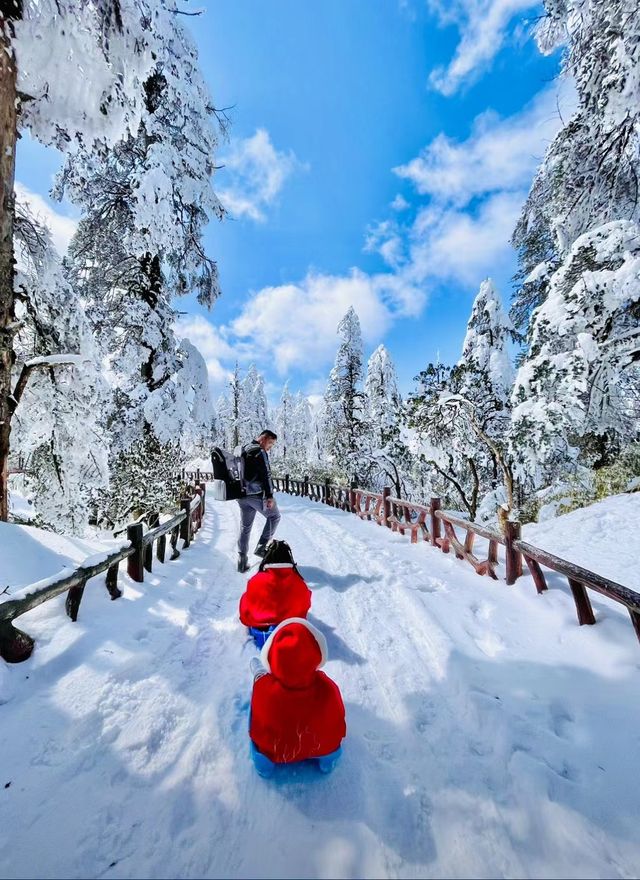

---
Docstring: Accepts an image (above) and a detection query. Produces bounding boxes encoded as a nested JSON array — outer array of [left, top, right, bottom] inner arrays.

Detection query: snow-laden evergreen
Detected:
[[512, 0, 640, 331], [273, 382, 294, 466], [13, 0, 157, 150], [11, 203, 107, 532], [56, 8, 225, 526], [510, 0, 640, 491], [511, 221, 640, 489], [240, 364, 270, 441], [289, 391, 312, 474], [408, 282, 515, 521], [363, 344, 412, 497], [323, 307, 369, 484]]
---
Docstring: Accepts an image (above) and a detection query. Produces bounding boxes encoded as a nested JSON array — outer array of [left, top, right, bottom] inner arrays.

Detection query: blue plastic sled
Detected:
[[250, 741, 342, 778], [248, 625, 276, 649]]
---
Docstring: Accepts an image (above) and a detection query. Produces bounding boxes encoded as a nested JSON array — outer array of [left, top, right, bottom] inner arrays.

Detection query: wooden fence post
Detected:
[[324, 479, 330, 505], [170, 524, 180, 560], [285, 473, 290, 493], [568, 578, 596, 625], [303, 475, 309, 497], [198, 482, 206, 518], [127, 523, 145, 583], [106, 562, 122, 599], [349, 482, 357, 514], [430, 498, 441, 546], [196, 467, 201, 485], [0, 621, 34, 664], [157, 532, 166, 564], [65, 578, 87, 622], [504, 521, 522, 585], [145, 512, 159, 573], [382, 487, 391, 528], [180, 498, 192, 548]]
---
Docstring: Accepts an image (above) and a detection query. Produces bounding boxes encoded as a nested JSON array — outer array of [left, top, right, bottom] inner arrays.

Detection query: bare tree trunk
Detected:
[[0, 12, 20, 521]]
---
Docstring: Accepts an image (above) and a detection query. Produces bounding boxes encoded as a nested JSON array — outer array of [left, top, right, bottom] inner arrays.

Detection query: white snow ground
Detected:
[[1, 493, 640, 879]]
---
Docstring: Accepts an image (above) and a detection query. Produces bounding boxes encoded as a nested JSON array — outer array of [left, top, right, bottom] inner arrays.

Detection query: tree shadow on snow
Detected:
[[298, 565, 375, 593], [307, 614, 366, 666]]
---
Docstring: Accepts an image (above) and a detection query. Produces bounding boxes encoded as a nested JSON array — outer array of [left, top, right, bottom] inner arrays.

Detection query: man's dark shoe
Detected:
[[254, 543, 268, 558], [237, 553, 250, 573]]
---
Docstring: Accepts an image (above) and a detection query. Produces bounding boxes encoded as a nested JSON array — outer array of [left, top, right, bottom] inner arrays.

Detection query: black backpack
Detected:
[[259, 539, 298, 572], [211, 446, 245, 501]]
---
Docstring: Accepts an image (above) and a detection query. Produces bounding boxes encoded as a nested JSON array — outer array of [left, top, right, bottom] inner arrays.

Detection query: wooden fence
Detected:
[[265, 473, 640, 648], [0, 482, 207, 664]]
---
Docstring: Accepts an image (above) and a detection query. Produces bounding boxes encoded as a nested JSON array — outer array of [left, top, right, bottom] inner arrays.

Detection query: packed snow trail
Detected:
[[2, 494, 640, 879]]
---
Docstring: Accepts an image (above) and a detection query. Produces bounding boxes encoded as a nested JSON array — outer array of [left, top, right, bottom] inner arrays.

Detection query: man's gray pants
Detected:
[[237, 496, 281, 556]]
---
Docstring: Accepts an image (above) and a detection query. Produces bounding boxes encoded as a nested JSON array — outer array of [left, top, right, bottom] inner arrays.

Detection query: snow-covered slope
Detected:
[[523, 491, 640, 588], [1, 495, 639, 879]]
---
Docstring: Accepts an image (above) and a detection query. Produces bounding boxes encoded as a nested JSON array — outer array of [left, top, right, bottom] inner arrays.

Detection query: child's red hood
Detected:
[[260, 618, 328, 689]]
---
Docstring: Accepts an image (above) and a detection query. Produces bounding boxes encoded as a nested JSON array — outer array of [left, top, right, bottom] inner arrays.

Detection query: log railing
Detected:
[[272, 473, 640, 647], [0, 482, 207, 663]]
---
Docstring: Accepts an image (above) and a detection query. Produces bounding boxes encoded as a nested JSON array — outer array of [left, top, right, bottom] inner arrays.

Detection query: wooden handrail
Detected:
[[273, 474, 640, 647], [435, 509, 505, 544], [0, 484, 205, 664]]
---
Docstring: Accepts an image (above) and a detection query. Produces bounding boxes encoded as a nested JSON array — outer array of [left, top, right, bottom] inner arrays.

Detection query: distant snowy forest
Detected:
[[1, 0, 639, 536]]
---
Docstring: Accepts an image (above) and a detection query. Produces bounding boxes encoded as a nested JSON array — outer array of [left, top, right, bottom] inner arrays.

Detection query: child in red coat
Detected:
[[249, 618, 346, 776], [239, 540, 311, 632]]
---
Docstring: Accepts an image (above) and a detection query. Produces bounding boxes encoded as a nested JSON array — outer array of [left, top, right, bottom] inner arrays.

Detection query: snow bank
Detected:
[[523, 492, 640, 588], [0, 521, 120, 594]]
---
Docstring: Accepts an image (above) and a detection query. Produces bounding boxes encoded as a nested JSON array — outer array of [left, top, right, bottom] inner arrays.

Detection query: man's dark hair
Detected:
[[259, 429, 278, 440]]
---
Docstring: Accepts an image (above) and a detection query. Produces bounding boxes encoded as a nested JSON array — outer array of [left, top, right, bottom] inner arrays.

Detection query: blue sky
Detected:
[[16, 0, 570, 406]]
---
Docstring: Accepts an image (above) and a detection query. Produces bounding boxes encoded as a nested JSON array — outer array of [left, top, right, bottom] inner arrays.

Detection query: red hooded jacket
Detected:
[[239, 564, 312, 628], [250, 618, 346, 763]]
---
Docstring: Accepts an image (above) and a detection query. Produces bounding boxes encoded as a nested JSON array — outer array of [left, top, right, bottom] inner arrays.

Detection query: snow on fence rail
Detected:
[[0, 483, 207, 664]]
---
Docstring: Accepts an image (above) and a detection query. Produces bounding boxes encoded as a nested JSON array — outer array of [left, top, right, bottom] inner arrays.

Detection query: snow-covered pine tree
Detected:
[[289, 391, 312, 475], [307, 398, 329, 474], [214, 392, 233, 449], [172, 339, 215, 461], [406, 362, 483, 519], [510, 1, 640, 486], [60, 9, 226, 525], [510, 221, 640, 490], [228, 364, 243, 448], [363, 344, 411, 497], [273, 382, 294, 467], [455, 280, 516, 516], [323, 307, 369, 484], [241, 364, 269, 442], [408, 280, 516, 522], [11, 202, 108, 532], [512, 0, 640, 332], [1, 0, 157, 520]]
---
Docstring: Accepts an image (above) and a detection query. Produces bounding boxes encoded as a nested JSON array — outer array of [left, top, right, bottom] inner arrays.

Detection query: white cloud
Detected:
[[175, 315, 234, 398], [394, 81, 575, 204], [391, 194, 410, 211], [381, 82, 576, 289], [14, 182, 78, 255], [365, 219, 407, 270], [426, 0, 540, 95], [217, 128, 306, 222], [229, 268, 424, 375], [408, 190, 525, 285]]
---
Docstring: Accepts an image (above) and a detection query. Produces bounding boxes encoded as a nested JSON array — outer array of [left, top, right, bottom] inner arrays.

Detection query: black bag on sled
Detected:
[[211, 446, 245, 501]]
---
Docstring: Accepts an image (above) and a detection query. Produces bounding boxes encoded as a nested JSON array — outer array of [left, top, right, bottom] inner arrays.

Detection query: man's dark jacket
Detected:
[[242, 441, 274, 499]]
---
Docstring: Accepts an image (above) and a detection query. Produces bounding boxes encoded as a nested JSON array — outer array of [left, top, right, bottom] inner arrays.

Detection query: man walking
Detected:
[[237, 429, 281, 572]]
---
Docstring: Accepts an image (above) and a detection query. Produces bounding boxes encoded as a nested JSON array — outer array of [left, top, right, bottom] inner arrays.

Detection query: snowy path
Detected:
[[2, 494, 640, 879]]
